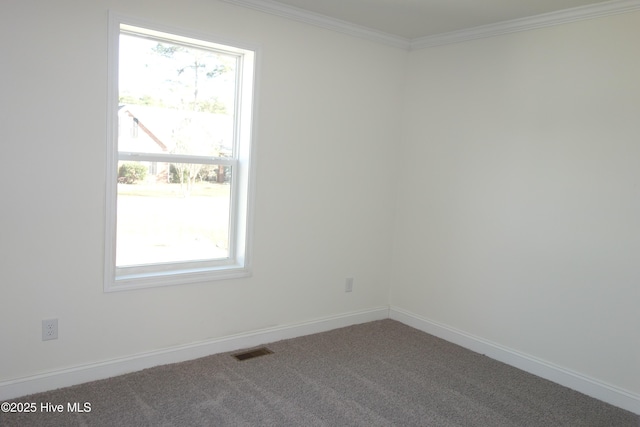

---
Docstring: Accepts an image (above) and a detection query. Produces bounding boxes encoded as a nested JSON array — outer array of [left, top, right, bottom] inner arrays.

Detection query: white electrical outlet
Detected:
[[345, 277, 354, 293], [42, 319, 58, 341]]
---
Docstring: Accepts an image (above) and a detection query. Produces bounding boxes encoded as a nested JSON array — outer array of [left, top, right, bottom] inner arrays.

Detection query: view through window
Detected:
[[105, 17, 255, 290]]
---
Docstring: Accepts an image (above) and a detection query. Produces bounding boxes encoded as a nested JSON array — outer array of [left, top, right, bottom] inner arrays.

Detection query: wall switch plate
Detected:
[[345, 277, 354, 293], [42, 319, 58, 341]]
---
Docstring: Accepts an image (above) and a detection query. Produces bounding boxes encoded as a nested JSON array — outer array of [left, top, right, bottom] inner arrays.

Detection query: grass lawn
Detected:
[[116, 182, 231, 266]]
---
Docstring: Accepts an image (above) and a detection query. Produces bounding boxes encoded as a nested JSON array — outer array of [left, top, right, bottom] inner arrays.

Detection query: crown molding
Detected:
[[221, 0, 411, 49], [222, 0, 640, 51], [411, 0, 640, 49]]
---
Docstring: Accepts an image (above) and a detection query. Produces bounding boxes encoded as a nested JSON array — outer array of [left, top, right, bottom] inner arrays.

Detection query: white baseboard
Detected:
[[0, 307, 389, 401], [389, 306, 640, 415]]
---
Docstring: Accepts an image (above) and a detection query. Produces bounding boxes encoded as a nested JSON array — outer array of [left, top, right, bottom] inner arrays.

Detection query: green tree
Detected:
[[151, 42, 232, 196], [152, 43, 230, 112]]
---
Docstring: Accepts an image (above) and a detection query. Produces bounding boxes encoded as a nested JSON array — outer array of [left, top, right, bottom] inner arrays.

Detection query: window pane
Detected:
[[118, 33, 237, 157], [106, 17, 255, 290], [116, 161, 232, 267]]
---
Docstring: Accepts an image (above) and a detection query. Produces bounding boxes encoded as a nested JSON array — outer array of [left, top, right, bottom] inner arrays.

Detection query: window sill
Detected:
[[105, 265, 252, 292]]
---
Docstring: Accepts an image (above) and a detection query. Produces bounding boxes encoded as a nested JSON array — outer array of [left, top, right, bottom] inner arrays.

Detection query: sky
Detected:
[[119, 33, 237, 110]]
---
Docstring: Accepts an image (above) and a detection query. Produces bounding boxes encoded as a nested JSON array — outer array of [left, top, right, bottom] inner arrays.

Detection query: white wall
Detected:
[[0, 0, 405, 382], [392, 11, 640, 396]]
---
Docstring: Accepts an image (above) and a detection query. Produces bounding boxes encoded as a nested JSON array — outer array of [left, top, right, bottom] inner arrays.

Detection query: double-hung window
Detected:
[[105, 14, 257, 291]]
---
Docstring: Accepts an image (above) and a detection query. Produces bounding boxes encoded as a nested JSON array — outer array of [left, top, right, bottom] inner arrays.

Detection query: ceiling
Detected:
[[263, 0, 611, 39]]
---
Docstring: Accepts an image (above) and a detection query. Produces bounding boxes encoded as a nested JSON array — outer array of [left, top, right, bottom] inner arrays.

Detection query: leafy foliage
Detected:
[[118, 162, 148, 184], [118, 94, 165, 108]]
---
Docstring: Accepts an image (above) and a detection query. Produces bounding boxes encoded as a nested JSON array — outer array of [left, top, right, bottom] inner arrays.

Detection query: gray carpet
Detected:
[[2, 319, 638, 426]]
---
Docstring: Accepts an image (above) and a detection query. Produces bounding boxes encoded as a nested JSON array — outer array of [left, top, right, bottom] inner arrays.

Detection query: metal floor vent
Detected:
[[232, 347, 273, 361]]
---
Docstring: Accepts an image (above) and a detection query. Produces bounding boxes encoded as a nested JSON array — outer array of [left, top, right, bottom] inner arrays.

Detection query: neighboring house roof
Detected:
[[118, 104, 233, 157], [123, 109, 168, 151]]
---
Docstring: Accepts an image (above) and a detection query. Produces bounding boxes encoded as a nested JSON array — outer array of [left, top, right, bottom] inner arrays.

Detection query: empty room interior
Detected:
[[1, 0, 639, 422]]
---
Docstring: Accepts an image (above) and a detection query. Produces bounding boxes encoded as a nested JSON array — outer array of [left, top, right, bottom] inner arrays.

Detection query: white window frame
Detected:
[[104, 13, 258, 292]]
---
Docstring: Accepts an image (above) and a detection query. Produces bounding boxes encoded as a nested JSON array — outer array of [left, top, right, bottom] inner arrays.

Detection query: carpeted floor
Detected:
[[2, 319, 638, 426]]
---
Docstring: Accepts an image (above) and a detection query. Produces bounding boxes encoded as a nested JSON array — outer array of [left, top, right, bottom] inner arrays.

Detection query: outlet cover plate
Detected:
[[42, 319, 58, 341]]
